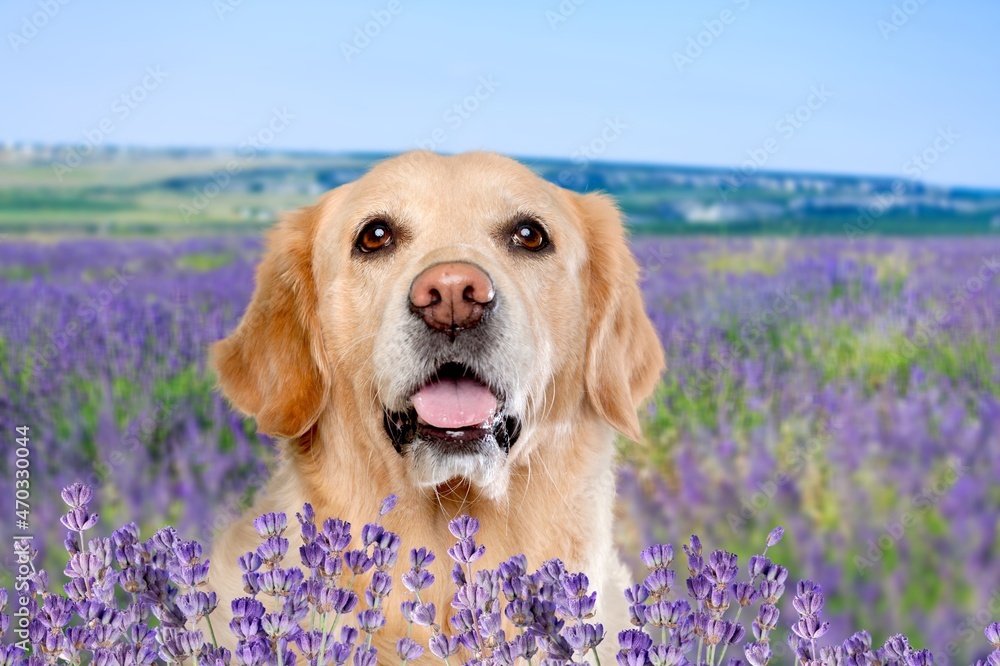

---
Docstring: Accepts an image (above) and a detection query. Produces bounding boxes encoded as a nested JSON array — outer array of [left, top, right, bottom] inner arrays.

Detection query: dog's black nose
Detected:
[[409, 262, 495, 333]]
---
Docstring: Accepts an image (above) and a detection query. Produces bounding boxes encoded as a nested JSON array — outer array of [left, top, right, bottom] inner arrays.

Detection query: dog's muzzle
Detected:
[[382, 261, 522, 456], [382, 361, 522, 456]]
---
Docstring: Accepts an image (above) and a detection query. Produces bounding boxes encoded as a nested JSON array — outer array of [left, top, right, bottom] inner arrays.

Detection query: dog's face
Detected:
[[212, 151, 663, 498]]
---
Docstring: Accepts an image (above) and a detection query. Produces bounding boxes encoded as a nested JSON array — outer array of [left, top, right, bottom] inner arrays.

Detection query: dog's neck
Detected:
[[276, 406, 621, 574], [207, 405, 630, 663]]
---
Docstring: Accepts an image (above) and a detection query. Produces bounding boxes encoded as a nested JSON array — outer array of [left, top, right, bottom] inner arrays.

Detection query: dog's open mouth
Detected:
[[383, 362, 521, 455]]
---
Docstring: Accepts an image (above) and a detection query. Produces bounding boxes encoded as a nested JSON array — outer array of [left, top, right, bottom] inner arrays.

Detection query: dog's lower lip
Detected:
[[416, 421, 493, 443], [383, 405, 521, 455]]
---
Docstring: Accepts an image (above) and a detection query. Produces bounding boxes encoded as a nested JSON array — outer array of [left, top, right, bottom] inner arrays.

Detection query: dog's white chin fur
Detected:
[[407, 441, 510, 500]]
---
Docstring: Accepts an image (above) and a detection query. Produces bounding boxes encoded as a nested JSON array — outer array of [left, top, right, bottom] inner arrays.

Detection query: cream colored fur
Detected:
[[207, 151, 665, 664]]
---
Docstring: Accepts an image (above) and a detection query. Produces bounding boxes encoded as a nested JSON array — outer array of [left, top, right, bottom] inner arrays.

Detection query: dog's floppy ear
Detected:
[[576, 192, 665, 442], [210, 204, 329, 439]]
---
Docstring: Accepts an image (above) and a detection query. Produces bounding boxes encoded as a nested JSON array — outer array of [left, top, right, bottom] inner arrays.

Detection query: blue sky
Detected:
[[2, 0, 998, 187]]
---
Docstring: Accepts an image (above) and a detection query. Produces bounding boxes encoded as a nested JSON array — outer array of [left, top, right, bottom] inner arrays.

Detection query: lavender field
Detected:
[[1, 235, 998, 663]]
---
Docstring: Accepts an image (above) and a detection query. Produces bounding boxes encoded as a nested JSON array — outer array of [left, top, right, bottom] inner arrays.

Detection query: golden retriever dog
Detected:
[[207, 150, 664, 662]]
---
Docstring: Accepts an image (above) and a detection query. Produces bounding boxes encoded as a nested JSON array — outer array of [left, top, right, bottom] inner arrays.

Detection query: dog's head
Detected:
[[211, 151, 663, 498]]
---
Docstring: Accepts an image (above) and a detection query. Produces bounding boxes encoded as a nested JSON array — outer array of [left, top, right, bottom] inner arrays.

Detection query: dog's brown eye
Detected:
[[511, 222, 548, 251], [356, 221, 393, 253]]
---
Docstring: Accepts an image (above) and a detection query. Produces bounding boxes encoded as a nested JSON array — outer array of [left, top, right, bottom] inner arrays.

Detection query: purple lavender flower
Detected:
[[0, 645, 25, 666], [704, 550, 740, 587], [232, 637, 268, 666], [448, 515, 480, 539], [732, 581, 760, 607], [453, 583, 487, 614], [298, 542, 325, 570], [448, 537, 486, 565], [748, 555, 769, 578], [328, 641, 353, 666], [640, 544, 675, 570], [686, 574, 711, 602], [494, 634, 537, 666], [884, 634, 912, 660], [60, 482, 95, 508], [371, 532, 401, 571], [255, 536, 289, 566], [498, 554, 527, 580], [7, 479, 1000, 666], [410, 546, 436, 569], [907, 648, 934, 666], [536, 559, 566, 586], [644, 567, 675, 599], [987, 623, 1000, 649], [61, 505, 100, 532], [320, 518, 353, 553], [744, 641, 772, 666], [401, 568, 435, 593], [237, 552, 262, 574], [410, 601, 436, 627], [753, 604, 779, 637], [176, 591, 218, 620], [294, 630, 324, 661], [356, 609, 386, 634], [343, 550, 374, 576], [428, 633, 461, 660], [505, 598, 534, 628], [252, 513, 288, 538], [318, 587, 357, 615], [395, 637, 423, 663], [564, 622, 605, 654], [157, 628, 206, 662], [792, 614, 830, 640], [378, 494, 398, 517], [618, 628, 654, 652], [648, 644, 685, 666], [616, 633, 653, 666], [360, 523, 384, 548], [256, 567, 303, 598]]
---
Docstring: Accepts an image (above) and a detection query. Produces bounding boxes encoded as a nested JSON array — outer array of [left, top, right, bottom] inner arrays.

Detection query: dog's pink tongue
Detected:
[[413, 378, 497, 429]]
